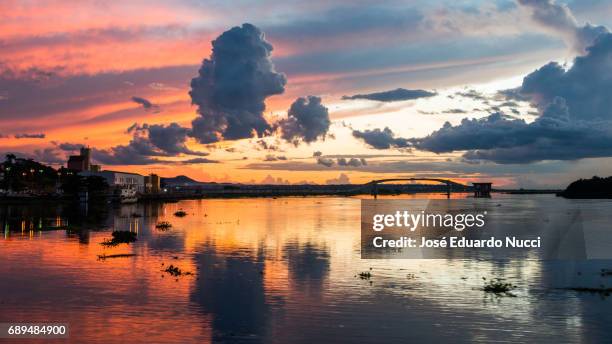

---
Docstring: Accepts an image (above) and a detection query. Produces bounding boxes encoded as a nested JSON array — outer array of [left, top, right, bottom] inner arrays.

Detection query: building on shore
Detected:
[[67, 147, 100, 172], [82, 170, 145, 193], [65, 147, 162, 194], [144, 174, 161, 193], [472, 182, 492, 197]]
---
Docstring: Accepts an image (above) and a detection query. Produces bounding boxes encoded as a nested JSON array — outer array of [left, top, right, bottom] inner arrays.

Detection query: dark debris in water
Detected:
[[155, 221, 173, 231], [174, 210, 188, 217], [357, 271, 372, 280], [97, 253, 137, 260], [482, 277, 517, 297], [100, 231, 137, 246], [162, 264, 193, 277]]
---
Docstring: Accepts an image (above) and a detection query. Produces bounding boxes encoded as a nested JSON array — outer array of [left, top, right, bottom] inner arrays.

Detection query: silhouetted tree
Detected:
[[561, 176, 612, 198]]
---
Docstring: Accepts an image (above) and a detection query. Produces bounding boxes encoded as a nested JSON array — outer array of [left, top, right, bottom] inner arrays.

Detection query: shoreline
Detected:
[[0, 188, 569, 204], [0, 190, 457, 204]]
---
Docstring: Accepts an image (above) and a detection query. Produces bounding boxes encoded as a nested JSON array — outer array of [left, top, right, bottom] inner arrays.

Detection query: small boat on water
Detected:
[[119, 187, 138, 204]]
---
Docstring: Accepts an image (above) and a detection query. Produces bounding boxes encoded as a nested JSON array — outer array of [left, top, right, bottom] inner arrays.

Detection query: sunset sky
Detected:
[[2, 0, 612, 187]]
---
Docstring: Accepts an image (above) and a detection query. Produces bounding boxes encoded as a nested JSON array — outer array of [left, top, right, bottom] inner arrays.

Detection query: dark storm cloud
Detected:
[[255, 139, 281, 151], [32, 148, 63, 164], [279, 96, 330, 145], [92, 146, 161, 165], [342, 88, 436, 102], [405, 30, 612, 164], [56, 142, 84, 151], [352, 127, 411, 149], [413, 112, 530, 153], [497, 88, 532, 101], [517, 33, 612, 121], [180, 158, 219, 164], [314, 155, 368, 169], [131, 96, 159, 112], [316, 157, 335, 167], [499, 101, 520, 107], [92, 146, 219, 166], [263, 154, 287, 162], [442, 108, 467, 114], [0, 147, 64, 165], [143, 123, 208, 156], [14, 133, 45, 139], [454, 89, 489, 101], [337, 157, 367, 167], [518, 0, 609, 53], [91, 122, 208, 165], [412, 101, 612, 164], [189, 23, 286, 143], [461, 132, 612, 163]]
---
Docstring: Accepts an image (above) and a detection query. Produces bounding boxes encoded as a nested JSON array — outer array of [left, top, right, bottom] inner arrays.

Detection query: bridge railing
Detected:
[[354, 178, 469, 198]]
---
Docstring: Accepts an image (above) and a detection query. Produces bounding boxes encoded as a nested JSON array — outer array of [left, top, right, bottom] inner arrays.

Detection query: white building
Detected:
[[82, 170, 145, 192]]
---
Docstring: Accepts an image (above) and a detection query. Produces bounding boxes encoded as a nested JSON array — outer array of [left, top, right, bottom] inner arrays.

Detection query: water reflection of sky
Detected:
[[1, 195, 611, 343]]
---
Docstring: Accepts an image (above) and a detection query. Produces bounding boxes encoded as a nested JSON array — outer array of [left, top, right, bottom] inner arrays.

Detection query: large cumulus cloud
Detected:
[[352, 127, 410, 149], [278, 96, 330, 144], [139, 123, 208, 156], [92, 145, 160, 165], [131, 96, 160, 112], [409, 32, 612, 163], [519, 33, 612, 121], [342, 88, 436, 102], [518, 0, 609, 53], [337, 157, 367, 167], [14, 133, 45, 139], [189, 23, 287, 143], [413, 103, 612, 163], [92, 122, 208, 165]]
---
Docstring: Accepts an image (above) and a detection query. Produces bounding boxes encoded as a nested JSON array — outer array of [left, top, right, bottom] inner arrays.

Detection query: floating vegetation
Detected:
[[155, 221, 173, 231], [100, 231, 138, 246], [174, 210, 188, 217], [97, 253, 137, 260], [482, 277, 516, 296], [162, 264, 192, 277], [357, 271, 372, 280]]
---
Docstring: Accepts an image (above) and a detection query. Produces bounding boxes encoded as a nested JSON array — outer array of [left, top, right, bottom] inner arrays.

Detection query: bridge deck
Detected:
[[367, 178, 457, 185]]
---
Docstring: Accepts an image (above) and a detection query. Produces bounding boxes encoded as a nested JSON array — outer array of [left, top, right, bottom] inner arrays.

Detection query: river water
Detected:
[[1, 194, 611, 343]]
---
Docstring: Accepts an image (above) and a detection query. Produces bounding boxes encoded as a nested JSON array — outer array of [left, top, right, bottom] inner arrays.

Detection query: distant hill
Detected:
[[559, 176, 612, 199], [161, 175, 204, 186]]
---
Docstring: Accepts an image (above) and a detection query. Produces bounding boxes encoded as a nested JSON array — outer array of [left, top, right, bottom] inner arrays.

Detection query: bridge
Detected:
[[355, 178, 488, 198]]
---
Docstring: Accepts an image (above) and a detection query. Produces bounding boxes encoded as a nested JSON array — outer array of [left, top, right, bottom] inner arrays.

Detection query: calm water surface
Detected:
[[1, 194, 612, 343]]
